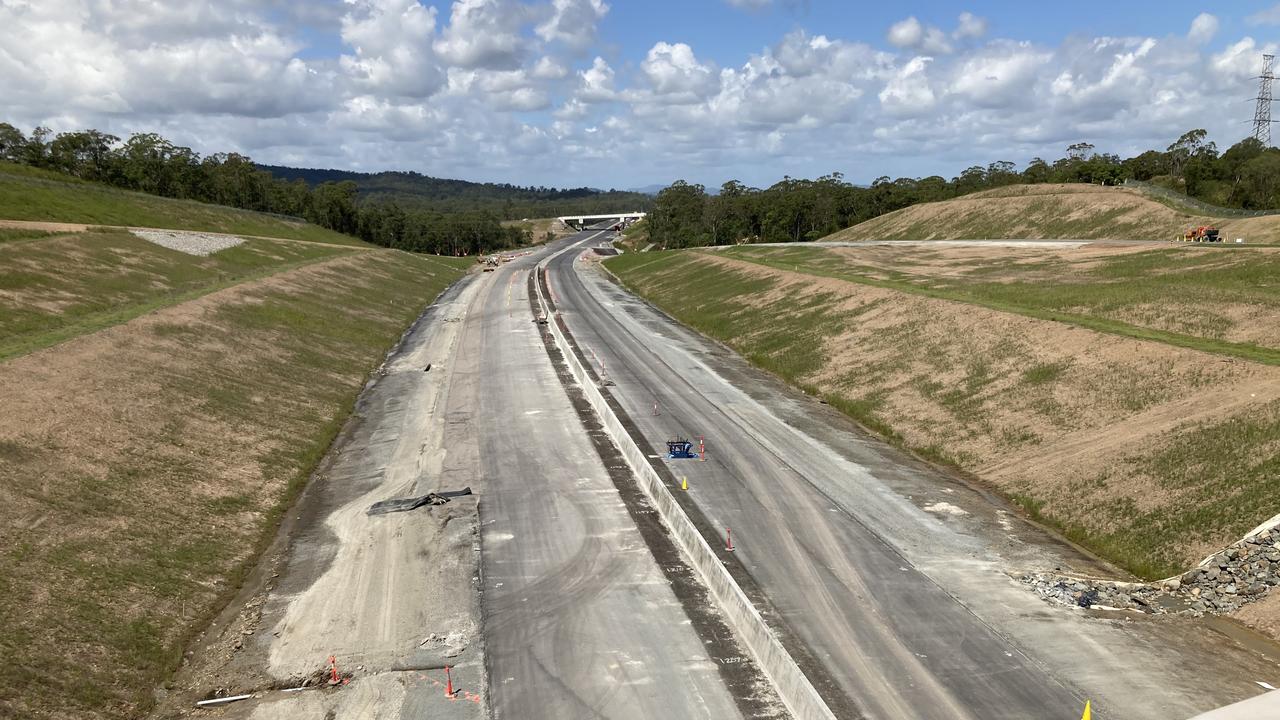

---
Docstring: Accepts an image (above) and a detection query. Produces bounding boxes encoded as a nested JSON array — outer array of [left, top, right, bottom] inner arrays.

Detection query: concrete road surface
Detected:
[[547, 231, 1280, 719], [469, 244, 770, 719], [192, 233, 767, 720]]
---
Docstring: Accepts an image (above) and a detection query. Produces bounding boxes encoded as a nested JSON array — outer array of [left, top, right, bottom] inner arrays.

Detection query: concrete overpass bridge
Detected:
[[557, 212, 646, 230]]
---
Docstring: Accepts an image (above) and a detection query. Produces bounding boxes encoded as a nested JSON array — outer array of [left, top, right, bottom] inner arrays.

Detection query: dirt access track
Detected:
[[0, 218, 359, 247]]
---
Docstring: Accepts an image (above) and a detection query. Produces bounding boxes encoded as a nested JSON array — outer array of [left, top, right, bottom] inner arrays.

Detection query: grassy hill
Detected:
[[258, 163, 653, 219], [824, 184, 1280, 244], [0, 180, 471, 718], [0, 162, 365, 245]]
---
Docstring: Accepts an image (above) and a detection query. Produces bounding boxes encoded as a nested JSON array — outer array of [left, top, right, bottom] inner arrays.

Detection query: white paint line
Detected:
[[195, 694, 252, 706]]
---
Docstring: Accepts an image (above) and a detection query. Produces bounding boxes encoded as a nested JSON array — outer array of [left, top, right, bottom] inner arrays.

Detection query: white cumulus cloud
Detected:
[[879, 56, 936, 116], [576, 56, 618, 102], [1188, 13, 1219, 44], [433, 0, 528, 70], [639, 42, 720, 102], [340, 0, 445, 99], [536, 0, 609, 52]]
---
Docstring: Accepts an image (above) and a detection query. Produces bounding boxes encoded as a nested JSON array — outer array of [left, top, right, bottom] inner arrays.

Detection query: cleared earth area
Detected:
[[824, 183, 1280, 244], [500, 216, 574, 243], [605, 243, 1280, 590], [0, 227, 469, 719]]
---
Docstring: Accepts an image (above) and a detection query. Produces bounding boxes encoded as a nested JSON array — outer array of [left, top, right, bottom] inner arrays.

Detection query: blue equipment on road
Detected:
[[666, 438, 699, 459]]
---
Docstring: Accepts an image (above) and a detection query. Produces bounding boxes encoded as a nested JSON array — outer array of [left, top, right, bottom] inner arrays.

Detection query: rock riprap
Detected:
[[1024, 524, 1280, 617], [131, 229, 246, 256]]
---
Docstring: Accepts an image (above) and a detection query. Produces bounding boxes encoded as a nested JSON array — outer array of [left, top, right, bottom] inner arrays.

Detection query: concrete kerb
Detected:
[[534, 250, 837, 720]]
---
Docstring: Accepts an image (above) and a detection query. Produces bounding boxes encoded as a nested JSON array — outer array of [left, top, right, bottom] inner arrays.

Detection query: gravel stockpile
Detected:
[[131, 229, 246, 256]]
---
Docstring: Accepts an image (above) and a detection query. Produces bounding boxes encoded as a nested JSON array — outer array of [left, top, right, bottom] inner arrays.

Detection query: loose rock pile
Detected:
[[1024, 525, 1280, 617], [131, 229, 246, 256]]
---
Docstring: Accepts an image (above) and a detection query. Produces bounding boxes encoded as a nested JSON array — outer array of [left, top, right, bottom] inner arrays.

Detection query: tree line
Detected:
[[258, 164, 653, 220], [0, 123, 554, 254], [647, 130, 1280, 248]]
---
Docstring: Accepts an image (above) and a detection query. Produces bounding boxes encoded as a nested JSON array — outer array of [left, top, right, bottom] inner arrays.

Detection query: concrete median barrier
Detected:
[[533, 260, 837, 720]]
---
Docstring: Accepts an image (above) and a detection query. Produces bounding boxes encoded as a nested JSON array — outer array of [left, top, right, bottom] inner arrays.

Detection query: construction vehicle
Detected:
[[666, 437, 699, 459], [1182, 226, 1221, 242]]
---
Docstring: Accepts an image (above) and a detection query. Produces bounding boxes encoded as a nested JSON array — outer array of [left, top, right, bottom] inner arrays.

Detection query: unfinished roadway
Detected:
[[545, 230, 1280, 719], [171, 228, 1280, 720], [185, 231, 775, 719]]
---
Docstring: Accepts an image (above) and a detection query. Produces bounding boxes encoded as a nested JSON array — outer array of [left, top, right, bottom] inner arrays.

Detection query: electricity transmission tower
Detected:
[[1253, 53, 1276, 146]]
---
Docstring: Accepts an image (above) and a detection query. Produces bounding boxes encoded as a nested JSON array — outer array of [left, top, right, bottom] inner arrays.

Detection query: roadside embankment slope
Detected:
[[0, 219, 470, 718], [605, 243, 1280, 588], [0, 162, 365, 245], [826, 183, 1280, 243]]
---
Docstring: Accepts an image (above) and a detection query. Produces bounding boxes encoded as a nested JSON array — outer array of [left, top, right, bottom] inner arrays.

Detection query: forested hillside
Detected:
[[0, 122, 642, 255], [258, 164, 651, 219], [645, 129, 1280, 248]]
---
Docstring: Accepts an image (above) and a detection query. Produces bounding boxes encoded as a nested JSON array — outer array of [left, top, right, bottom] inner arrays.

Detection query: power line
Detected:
[[1253, 53, 1275, 146]]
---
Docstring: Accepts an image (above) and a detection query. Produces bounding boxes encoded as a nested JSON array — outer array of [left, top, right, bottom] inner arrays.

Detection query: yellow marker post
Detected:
[[1080, 699, 1091, 720], [681, 477, 688, 491]]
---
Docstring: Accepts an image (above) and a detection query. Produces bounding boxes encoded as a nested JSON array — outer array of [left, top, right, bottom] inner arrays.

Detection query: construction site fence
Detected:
[[1123, 179, 1280, 218]]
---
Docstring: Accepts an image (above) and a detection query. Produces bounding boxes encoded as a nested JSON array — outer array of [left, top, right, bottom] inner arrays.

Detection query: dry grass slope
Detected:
[[724, 243, 1280, 356], [0, 229, 355, 360], [605, 246, 1280, 581], [825, 183, 1280, 243], [0, 249, 470, 719]]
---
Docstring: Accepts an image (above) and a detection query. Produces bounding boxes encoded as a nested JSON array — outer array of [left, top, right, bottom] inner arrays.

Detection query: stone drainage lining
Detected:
[[131, 229, 246, 256]]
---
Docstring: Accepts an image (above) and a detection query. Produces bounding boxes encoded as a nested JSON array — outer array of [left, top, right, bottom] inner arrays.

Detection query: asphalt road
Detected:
[[470, 242, 762, 719], [547, 231, 1280, 719]]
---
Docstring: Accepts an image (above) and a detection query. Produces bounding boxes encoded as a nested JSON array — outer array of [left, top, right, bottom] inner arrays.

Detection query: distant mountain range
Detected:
[[257, 164, 653, 219], [627, 183, 668, 195]]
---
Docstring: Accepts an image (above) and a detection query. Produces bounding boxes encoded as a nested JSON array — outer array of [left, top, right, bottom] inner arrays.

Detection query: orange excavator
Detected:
[[1182, 225, 1222, 242]]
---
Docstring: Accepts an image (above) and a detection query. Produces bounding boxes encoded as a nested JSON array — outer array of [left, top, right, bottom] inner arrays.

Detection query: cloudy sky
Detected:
[[2, 1, 1279, 189]]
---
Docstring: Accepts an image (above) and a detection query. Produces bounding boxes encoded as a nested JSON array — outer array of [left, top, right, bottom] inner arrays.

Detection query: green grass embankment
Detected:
[[720, 245, 1280, 364], [0, 162, 365, 246], [0, 231, 359, 361]]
